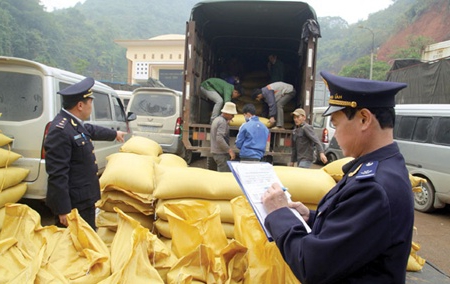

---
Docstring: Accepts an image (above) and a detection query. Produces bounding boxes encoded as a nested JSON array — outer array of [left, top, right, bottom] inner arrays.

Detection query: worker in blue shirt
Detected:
[[236, 104, 269, 161]]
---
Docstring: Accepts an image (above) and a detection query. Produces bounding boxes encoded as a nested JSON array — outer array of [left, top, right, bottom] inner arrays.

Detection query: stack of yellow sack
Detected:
[[0, 132, 29, 231], [96, 136, 189, 246], [153, 166, 242, 242]]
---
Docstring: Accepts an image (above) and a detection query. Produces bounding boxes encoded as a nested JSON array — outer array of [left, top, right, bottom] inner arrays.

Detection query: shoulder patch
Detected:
[[355, 161, 379, 180], [56, 117, 69, 129]]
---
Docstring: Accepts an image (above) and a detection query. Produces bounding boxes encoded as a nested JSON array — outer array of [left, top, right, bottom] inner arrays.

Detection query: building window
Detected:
[[160, 54, 164, 59], [143, 54, 146, 59], [179, 54, 182, 60], [152, 54, 155, 59], [134, 54, 137, 59], [170, 54, 173, 59], [134, 62, 149, 80]]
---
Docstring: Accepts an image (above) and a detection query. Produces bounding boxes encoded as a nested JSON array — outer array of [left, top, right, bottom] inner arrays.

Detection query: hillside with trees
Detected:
[[0, 0, 449, 82]]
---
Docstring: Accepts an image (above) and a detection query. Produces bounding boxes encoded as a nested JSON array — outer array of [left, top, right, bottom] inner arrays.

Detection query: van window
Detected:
[[93, 92, 112, 121], [434, 117, 450, 145], [0, 71, 43, 121], [313, 114, 324, 128], [112, 97, 126, 122], [396, 116, 416, 140], [412, 117, 432, 142], [130, 93, 176, 117]]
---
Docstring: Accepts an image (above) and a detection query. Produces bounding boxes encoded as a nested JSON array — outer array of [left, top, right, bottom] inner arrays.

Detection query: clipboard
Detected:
[[228, 161, 311, 241]]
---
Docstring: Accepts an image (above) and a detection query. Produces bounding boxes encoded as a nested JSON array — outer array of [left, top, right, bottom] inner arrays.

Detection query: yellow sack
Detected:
[[166, 241, 248, 283], [154, 165, 242, 200], [120, 135, 163, 156], [96, 210, 155, 232], [96, 187, 155, 215], [103, 208, 176, 283], [0, 206, 4, 230], [164, 200, 228, 258], [158, 153, 188, 167], [407, 241, 426, 272], [0, 132, 13, 147], [97, 227, 116, 248], [37, 208, 111, 283], [321, 157, 354, 182], [0, 237, 44, 283], [102, 185, 155, 204], [167, 244, 228, 283], [0, 148, 21, 168], [154, 219, 235, 240], [0, 167, 30, 192], [100, 152, 159, 194], [156, 198, 234, 223], [409, 174, 427, 193], [274, 166, 335, 208], [231, 196, 300, 284], [0, 183, 27, 208], [230, 114, 271, 127]]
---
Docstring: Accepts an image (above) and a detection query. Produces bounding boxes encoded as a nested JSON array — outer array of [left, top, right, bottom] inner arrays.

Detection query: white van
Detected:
[[394, 104, 450, 212], [0, 56, 135, 199], [115, 90, 133, 109], [126, 87, 192, 163], [312, 106, 336, 162]]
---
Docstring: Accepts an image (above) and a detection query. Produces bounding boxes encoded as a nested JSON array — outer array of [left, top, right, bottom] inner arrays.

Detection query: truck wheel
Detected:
[[206, 157, 217, 171], [326, 152, 337, 163], [180, 146, 193, 164], [414, 177, 435, 213]]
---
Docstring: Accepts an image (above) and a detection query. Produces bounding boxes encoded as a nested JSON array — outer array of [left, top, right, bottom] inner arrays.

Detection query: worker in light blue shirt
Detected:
[[236, 104, 270, 161]]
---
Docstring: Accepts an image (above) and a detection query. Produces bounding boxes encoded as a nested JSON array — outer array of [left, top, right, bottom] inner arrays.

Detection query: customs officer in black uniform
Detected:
[[262, 71, 414, 283], [44, 77, 126, 230]]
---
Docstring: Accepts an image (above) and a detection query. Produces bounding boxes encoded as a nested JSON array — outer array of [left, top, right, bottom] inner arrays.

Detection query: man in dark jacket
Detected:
[[262, 71, 414, 283], [290, 108, 327, 168], [44, 77, 126, 230]]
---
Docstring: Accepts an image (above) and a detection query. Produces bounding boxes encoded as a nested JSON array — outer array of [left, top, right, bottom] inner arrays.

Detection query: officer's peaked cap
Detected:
[[58, 77, 95, 102], [320, 71, 407, 116]]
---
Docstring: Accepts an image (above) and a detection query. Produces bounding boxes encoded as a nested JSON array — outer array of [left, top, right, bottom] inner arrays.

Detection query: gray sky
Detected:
[[40, 0, 393, 24]]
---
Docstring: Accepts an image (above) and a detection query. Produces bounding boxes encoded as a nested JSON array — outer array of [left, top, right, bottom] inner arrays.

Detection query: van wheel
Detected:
[[206, 157, 217, 171], [414, 177, 435, 213]]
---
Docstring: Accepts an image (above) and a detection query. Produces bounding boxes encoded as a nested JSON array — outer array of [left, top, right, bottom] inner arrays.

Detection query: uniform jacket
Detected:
[[44, 110, 117, 215], [265, 143, 414, 283], [291, 122, 324, 163], [235, 116, 269, 159]]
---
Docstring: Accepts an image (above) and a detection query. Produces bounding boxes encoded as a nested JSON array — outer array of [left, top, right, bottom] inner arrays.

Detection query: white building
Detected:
[[115, 34, 185, 91]]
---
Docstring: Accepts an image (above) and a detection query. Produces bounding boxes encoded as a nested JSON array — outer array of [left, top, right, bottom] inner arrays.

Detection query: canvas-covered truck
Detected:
[[181, 0, 321, 165]]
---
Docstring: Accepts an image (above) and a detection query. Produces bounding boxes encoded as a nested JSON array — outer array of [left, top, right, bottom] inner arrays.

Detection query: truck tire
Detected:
[[206, 157, 217, 171]]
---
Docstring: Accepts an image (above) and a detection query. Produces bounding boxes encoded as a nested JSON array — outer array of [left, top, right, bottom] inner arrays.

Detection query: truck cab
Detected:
[[182, 0, 320, 164]]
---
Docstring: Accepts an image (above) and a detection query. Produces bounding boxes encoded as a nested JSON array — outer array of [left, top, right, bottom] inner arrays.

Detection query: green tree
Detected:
[[339, 55, 391, 80], [390, 35, 434, 59]]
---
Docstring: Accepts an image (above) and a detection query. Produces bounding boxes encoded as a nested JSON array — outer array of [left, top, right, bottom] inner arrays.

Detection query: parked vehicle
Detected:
[[126, 87, 192, 163], [0, 56, 135, 200], [116, 90, 133, 109], [181, 0, 320, 165], [394, 104, 450, 212], [312, 106, 335, 163]]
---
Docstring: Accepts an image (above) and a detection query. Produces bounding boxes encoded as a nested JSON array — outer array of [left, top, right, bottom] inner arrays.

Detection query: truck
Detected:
[[181, 0, 321, 165]]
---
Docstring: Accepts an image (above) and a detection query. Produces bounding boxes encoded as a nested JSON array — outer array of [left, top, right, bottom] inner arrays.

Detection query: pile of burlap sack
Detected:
[[0, 135, 426, 283], [0, 132, 29, 230]]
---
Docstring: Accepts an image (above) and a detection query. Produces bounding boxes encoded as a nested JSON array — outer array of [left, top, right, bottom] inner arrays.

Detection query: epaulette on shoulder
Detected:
[[355, 161, 379, 180], [56, 117, 69, 129]]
